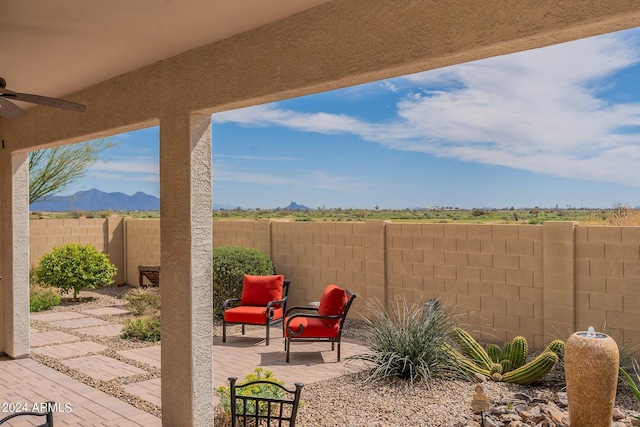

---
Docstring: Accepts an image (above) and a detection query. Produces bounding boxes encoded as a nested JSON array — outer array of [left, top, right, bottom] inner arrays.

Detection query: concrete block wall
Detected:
[[124, 219, 161, 285], [27, 217, 640, 351], [385, 222, 545, 347], [575, 225, 640, 348]]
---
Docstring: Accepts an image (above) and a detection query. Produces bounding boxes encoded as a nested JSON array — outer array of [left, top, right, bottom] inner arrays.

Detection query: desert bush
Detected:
[[125, 288, 160, 316], [32, 243, 117, 298], [349, 298, 463, 383], [619, 358, 640, 416], [212, 246, 275, 317], [29, 284, 61, 312], [215, 367, 286, 426], [121, 313, 161, 342]]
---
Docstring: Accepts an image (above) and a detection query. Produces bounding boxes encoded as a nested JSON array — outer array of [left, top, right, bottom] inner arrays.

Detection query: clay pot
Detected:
[[565, 327, 619, 427]]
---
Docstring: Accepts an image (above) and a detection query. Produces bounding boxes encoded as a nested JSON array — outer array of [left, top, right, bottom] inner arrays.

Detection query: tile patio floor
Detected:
[[0, 307, 368, 426]]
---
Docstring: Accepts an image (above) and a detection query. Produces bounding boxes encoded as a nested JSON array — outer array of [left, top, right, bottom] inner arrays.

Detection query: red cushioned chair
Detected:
[[284, 284, 356, 363], [222, 274, 290, 346]]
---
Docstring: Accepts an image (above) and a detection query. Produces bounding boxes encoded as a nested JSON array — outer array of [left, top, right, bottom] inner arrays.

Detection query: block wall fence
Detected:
[[29, 218, 640, 351]]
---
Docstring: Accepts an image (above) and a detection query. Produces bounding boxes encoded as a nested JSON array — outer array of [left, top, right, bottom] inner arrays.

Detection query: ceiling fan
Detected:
[[0, 77, 86, 118]]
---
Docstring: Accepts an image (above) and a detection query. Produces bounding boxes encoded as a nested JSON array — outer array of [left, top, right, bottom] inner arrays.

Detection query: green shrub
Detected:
[[121, 313, 161, 342], [349, 298, 463, 383], [215, 367, 285, 423], [30, 285, 61, 312], [125, 288, 160, 316], [32, 243, 117, 298], [212, 246, 275, 317]]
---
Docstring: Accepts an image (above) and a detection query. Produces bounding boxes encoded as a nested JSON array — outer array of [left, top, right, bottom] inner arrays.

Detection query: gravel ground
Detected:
[[29, 285, 640, 426]]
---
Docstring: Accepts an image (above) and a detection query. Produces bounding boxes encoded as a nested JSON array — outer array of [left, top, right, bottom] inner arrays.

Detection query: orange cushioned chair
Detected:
[[284, 284, 356, 363], [222, 274, 290, 346]]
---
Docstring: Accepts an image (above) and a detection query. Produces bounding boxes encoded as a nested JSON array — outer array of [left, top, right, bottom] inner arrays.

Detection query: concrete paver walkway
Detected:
[[0, 306, 368, 425]]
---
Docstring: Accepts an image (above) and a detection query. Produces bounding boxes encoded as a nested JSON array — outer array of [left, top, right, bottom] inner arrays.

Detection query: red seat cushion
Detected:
[[240, 274, 284, 306], [285, 316, 340, 338], [318, 284, 347, 326], [224, 306, 283, 324]]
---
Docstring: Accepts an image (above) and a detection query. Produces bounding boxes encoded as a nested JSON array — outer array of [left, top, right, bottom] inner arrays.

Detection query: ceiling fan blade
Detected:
[[0, 96, 26, 118], [3, 92, 86, 113]]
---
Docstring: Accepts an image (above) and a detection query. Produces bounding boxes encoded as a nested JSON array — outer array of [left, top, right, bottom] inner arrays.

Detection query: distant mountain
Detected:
[[30, 189, 159, 212], [281, 201, 310, 211]]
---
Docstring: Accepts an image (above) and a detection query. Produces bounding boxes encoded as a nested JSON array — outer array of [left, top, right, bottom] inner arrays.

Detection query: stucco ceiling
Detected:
[[0, 0, 332, 103]]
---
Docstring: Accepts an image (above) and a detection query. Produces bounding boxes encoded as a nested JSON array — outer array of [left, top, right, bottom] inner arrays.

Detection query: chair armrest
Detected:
[[285, 306, 319, 316], [223, 298, 241, 310], [266, 296, 287, 310]]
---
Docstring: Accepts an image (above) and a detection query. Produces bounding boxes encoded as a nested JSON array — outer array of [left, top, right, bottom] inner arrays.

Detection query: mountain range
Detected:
[[30, 189, 160, 212], [29, 189, 308, 212]]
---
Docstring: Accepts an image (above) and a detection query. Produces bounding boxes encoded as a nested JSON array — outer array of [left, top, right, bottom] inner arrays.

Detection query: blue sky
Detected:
[[67, 27, 640, 209]]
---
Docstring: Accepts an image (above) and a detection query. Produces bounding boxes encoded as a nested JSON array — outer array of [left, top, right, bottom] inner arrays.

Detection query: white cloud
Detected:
[[212, 30, 640, 187]]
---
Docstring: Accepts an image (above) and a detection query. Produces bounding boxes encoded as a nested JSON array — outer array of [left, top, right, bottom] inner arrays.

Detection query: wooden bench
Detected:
[[138, 265, 160, 286]]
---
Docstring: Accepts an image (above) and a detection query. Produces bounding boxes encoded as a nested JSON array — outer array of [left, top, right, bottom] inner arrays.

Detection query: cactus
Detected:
[[502, 351, 559, 385], [450, 328, 563, 385], [509, 336, 528, 370], [451, 327, 493, 370], [545, 339, 565, 357], [487, 344, 502, 363]]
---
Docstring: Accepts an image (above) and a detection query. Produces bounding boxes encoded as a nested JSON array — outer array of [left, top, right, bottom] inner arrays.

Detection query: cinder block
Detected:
[[543, 257, 574, 275], [424, 251, 445, 266], [412, 263, 434, 278], [403, 249, 423, 263], [480, 239, 505, 254], [518, 225, 543, 241], [543, 305, 574, 325], [519, 255, 543, 272], [543, 221, 576, 242], [506, 240, 534, 256], [575, 242, 604, 260], [456, 238, 480, 253], [492, 284, 520, 301], [467, 224, 492, 239], [412, 236, 434, 250], [621, 227, 640, 243], [401, 223, 422, 236], [443, 224, 468, 239], [544, 289, 574, 308], [606, 311, 640, 330], [480, 268, 505, 284], [623, 295, 640, 314], [392, 235, 412, 249], [574, 291, 589, 309], [587, 226, 622, 243], [543, 272, 575, 290], [506, 300, 534, 318], [493, 254, 519, 270], [519, 317, 543, 335], [392, 261, 412, 275], [481, 296, 506, 314], [506, 270, 533, 287], [445, 252, 468, 267], [387, 248, 403, 262], [434, 265, 456, 280], [544, 241, 573, 259], [575, 309, 607, 331], [423, 277, 445, 294], [492, 225, 519, 240], [434, 237, 456, 252], [444, 280, 468, 295], [403, 275, 423, 290], [576, 276, 606, 293], [457, 266, 480, 282], [422, 224, 444, 238], [468, 281, 493, 297], [574, 259, 590, 276], [623, 279, 640, 296], [624, 261, 640, 278], [493, 313, 520, 331], [519, 287, 543, 303], [590, 259, 624, 278], [605, 243, 639, 261], [469, 253, 493, 268], [456, 294, 481, 311]]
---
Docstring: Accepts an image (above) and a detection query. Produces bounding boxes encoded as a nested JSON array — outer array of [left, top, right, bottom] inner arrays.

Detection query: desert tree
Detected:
[[29, 138, 116, 205]]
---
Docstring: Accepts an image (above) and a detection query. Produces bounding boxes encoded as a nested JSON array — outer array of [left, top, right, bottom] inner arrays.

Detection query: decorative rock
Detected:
[[474, 373, 487, 383], [613, 408, 626, 421]]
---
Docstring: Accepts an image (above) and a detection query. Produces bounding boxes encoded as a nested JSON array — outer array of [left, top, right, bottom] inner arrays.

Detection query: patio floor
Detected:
[[0, 307, 368, 425]]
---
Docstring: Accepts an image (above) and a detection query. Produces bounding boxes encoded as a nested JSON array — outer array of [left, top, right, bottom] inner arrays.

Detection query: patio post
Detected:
[[159, 112, 213, 426], [0, 151, 30, 358]]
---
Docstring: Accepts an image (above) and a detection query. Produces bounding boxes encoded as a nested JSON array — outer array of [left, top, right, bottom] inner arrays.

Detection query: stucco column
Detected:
[[0, 152, 30, 358], [160, 113, 213, 426]]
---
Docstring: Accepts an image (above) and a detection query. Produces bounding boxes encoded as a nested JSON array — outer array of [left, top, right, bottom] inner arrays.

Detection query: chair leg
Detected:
[[222, 321, 226, 343], [265, 324, 270, 346], [337, 341, 341, 362], [286, 338, 291, 363], [241, 324, 245, 335]]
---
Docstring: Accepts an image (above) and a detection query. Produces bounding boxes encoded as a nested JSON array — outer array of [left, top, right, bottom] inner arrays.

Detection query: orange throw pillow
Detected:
[[240, 275, 284, 306], [318, 284, 347, 325]]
